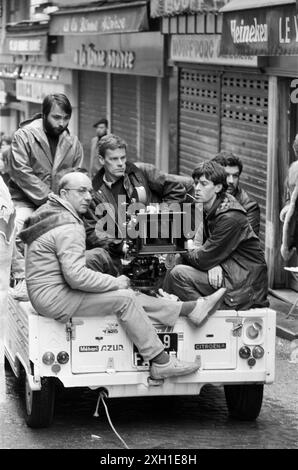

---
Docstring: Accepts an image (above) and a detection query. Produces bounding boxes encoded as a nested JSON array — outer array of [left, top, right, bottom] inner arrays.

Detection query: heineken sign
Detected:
[[220, 4, 298, 56]]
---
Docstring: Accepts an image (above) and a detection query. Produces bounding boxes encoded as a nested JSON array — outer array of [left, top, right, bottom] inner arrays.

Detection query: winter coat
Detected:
[[89, 135, 102, 179], [8, 115, 84, 208], [233, 186, 260, 236], [20, 194, 119, 323], [182, 193, 269, 310], [83, 161, 187, 252], [281, 161, 298, 260]]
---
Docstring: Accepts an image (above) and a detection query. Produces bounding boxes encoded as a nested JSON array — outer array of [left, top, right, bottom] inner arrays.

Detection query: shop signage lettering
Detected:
[[171, 34, 257, 66], [16, 80, 65, 103], [221, 5, 298, 56], [230, 18, 268, 44], [50, 5, 148, 35], [8, 39, 41, 53], [74, 44, 135, 70], [150, 0, 228, 17], [172, 36, 215, 59], [62, 15, 127, 34]]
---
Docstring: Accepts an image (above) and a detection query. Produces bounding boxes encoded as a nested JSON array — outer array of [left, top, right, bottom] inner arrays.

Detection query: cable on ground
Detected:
[[93, 390, 130, 449]]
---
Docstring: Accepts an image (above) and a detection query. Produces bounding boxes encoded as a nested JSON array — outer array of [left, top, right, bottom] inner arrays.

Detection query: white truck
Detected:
[[4, 206, 276, 428], [4, 294, 276, 428]]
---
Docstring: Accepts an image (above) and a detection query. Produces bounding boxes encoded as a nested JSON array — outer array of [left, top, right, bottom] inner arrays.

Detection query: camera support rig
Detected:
[[122, 205, 189, 294]]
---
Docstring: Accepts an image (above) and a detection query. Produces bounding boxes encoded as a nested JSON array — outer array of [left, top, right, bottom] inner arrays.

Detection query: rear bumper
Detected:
[[27, 368, 274, 395]]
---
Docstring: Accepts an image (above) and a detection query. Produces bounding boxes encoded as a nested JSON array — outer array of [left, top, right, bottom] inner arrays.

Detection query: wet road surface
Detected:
[[0, 338, 297, 450]]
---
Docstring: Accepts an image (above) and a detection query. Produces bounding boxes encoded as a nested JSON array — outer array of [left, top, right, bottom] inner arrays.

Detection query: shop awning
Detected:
[[220, 0, 298, 56], [50, 1, 149, 35]]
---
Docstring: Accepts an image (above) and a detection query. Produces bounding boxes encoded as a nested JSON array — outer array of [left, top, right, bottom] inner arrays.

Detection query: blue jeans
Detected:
[[164, 264, 215, 301], [73, 289, 182, 362]]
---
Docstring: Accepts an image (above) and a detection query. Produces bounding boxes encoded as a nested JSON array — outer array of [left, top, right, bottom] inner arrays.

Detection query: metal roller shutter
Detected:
[[178, 67, 268, 246], [139, 76, 157, 165], [78, 71, 107, 170], [221, 73, 268, 245], [178, 68, 220, 176], [111, 74, 138, 160]]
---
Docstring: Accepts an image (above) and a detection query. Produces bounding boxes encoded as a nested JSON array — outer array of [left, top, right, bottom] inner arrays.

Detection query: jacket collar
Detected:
[[206, 192, 246, 220], [92, 161, 140, 191], [21, 117, 72, 165], [19, 193, 82, 245]]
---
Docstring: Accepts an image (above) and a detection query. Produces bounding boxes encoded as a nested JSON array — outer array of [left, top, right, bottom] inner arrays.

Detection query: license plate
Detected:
[[133, 333, 178, 367]]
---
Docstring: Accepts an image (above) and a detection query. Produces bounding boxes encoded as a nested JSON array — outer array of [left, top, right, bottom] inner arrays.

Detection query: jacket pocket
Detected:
[[224, 285, 255, 309]]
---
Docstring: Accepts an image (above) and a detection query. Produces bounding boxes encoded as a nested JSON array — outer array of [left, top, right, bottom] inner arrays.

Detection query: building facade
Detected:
[[220, 0, 298, 289], [150, 0, 269, 249]]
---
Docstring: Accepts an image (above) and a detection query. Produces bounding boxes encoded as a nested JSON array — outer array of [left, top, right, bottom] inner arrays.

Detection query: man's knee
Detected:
[[86, 247, 117, 275], [112, 289, 136, 316], [169, 265, 193, 284]]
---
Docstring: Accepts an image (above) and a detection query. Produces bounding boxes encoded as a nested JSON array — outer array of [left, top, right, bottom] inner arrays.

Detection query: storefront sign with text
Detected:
[[221, 4, 298, 56], [50, 32, 164, 77], [74, 44, 135, 69], [16, 80, 66, 103], [150, 0, 228, 17], [171, 34, 257, 66], [3, 34, 48, 56], [50, 4, 148, 35]]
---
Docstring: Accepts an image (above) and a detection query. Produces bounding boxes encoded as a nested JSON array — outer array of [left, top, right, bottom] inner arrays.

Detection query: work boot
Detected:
[[188, 287, 227, 327], [10, 278, 29, 302], [150, 356, 200, 380]]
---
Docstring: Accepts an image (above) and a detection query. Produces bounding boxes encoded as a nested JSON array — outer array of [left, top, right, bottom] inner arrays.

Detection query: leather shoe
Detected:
[[150, 356, 200, 380], [188, 287, 226, 327]]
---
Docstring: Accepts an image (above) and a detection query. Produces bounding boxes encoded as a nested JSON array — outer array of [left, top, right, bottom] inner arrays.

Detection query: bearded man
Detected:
[[7, 93, 84, 300]]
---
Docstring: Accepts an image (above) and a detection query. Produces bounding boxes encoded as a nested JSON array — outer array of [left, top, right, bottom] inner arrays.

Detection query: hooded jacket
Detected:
[[20, 194, 119, 323], [183, 193, 269, 310], [8, 114, 84, 208]]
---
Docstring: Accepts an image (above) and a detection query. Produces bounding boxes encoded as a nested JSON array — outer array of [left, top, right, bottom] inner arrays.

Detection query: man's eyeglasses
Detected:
[[64, 187, 94, 196]]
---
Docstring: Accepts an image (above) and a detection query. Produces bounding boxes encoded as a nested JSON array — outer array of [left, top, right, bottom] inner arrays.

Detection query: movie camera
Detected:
[[122, 204, 191, 293]]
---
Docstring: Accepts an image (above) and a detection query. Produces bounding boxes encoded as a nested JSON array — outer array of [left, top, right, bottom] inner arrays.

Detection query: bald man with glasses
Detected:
[[19, 171, 225, 380]]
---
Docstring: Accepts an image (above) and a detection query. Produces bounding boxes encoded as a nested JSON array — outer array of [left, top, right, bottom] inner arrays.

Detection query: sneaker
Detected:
[[11, 278, 29, 302], [188, 287, 227, 327], [150, 356, 200, 380]]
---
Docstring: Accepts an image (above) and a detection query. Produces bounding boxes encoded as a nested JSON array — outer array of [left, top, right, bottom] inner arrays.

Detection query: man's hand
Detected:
[[116, 274, 131, 289], [122, 242, 129, 254], [208, 265, 223, 289], [280, 204, 289, 222]]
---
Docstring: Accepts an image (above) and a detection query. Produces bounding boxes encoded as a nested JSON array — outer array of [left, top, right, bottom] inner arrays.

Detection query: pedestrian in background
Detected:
[[0, 135, 12, 185], [280, 133, 298, 224], [90, 118, 108, 179], [281, 159, 298, 261], [7, 93, 84, 301]]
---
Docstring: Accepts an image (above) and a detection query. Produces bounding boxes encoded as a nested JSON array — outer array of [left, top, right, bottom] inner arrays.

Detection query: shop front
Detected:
[[15, 64, 76, 133], [0, 64, 22, 137], [49, 2, 167, 173], [0, 20, 78, 135], [150, 0, 269, 247], [220, 0, 298, 288]]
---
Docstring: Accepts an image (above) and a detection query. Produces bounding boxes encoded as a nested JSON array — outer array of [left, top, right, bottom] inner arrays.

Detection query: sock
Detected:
[[180, 301, 197, 316], [151, 350, 170, 365]]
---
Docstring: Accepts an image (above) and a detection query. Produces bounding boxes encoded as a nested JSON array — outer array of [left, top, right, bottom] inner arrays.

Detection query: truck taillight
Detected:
[[57, 351, 69, 364], [42, 352, 55, 365], [252, 345, 264, 359], [239, 346, 251, 359]]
